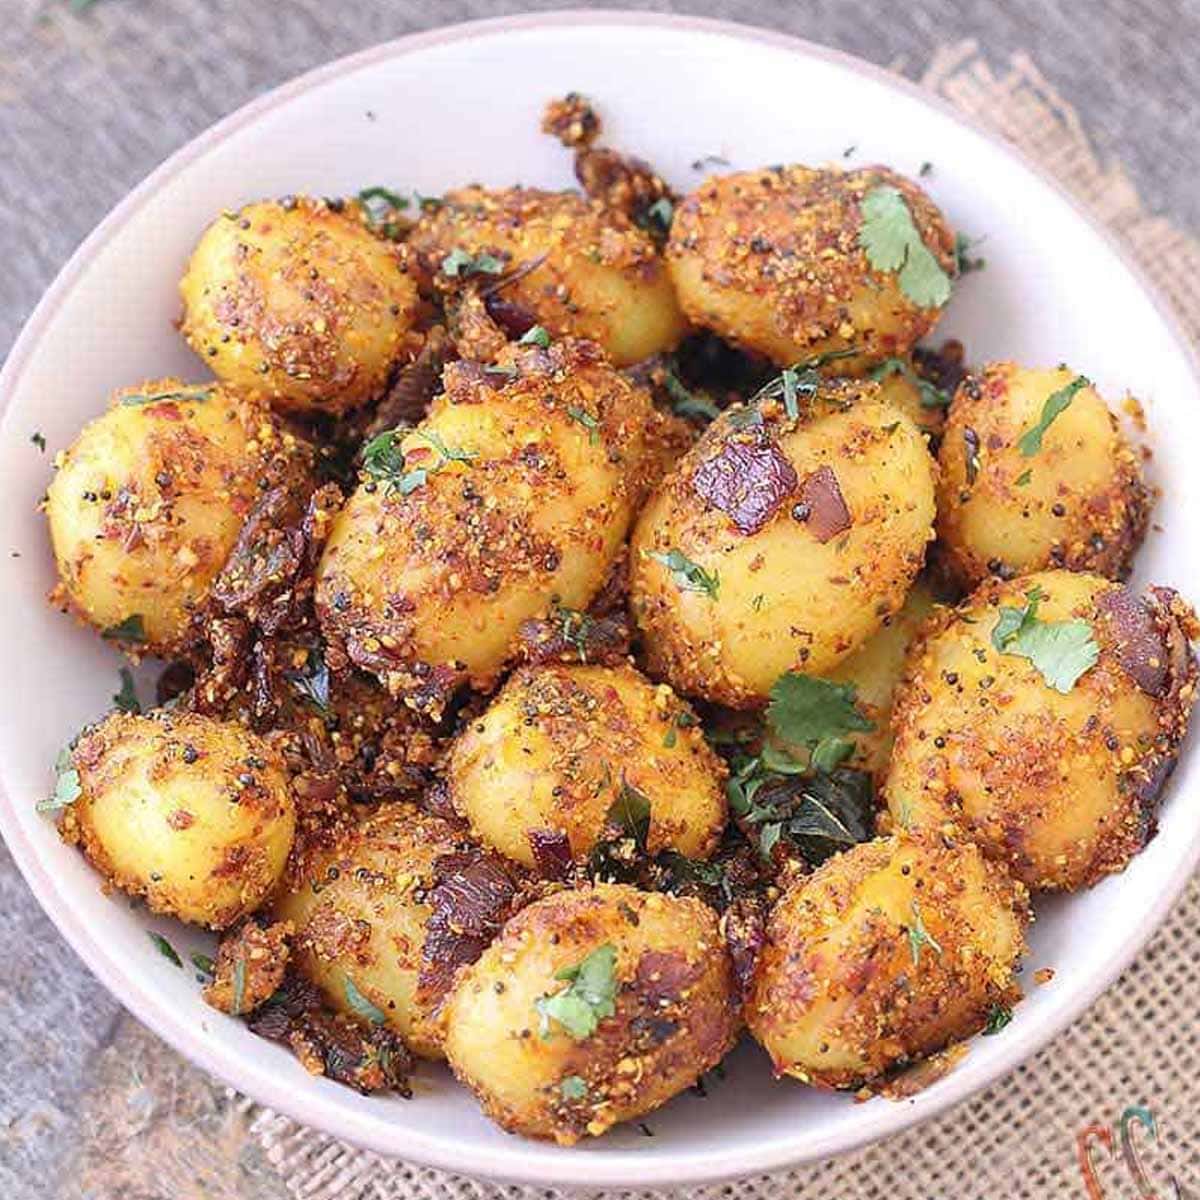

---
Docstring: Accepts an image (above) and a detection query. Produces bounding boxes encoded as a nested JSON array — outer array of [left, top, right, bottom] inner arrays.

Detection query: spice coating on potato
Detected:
[[315, 339, 653, 710], [179, 197, 421, 415], [447, 663, 727, 869], [630, 381, 937, 707], [822, 581, 936, 778], [666, 166, 954, 371], [272, 803, 466, 1058], [745, 833, 1029, 1088], [885, 571, 1198, 891], [408, 186, 687, 365], [444, 884, 739, 1143], [45, 380, 303, 655], [936, 364, 1150, 588], [61, 710, 295, 929]]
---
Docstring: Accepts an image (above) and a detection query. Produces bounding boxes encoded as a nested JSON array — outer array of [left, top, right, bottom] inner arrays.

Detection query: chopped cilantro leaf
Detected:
[[869, 356, 950, 409], [441, 247, 506, 278], [566, 405, 600, 444], [536, 944, 618, 1040], [1017, 376, 1090, 457], [344, 976, 387, 1025], [102, 614, 147, 643], [121, 386, 213, 407], [518, 325, 552, 348], [983, 1004, 1014, 1034], [559, 1075, 589, 1100], [859, 185, 952, 308], [991, 585, 1099, 693], [766, 673, 873, 749], [113, 667, 141, 714], [149, 931, 183, 968], [648, 548, 719, 599], [907, 900, 943, 966]]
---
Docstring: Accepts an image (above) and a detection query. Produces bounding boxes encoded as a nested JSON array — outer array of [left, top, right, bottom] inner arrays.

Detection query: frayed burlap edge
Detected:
[[247, 41, 1200, 1200]]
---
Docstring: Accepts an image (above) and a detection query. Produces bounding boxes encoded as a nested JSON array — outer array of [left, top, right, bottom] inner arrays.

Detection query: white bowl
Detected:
[[1, 11, 1197, 1188]]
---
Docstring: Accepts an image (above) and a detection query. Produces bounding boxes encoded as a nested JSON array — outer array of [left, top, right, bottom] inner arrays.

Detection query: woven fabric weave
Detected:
[[245, 41, 1200, 1200]]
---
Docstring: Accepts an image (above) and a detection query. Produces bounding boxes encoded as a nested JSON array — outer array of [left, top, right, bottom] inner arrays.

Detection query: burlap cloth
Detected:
[[227, 40, 1200, 1200]]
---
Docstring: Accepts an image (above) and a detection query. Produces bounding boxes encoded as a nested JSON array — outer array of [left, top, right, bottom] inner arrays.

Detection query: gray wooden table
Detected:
[[2, 2, 1197, 1197]]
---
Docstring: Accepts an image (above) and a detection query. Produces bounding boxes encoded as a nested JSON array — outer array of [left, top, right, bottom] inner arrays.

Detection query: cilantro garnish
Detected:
[[102, 614, 147, 643], [559, 1075, 589, 1101], [149, 931, 183, 968], [38, 746, 81, 813], [990, 585, 1099, 693], [344, 976, 387, 1025], [121, 386, 213, 407], [357, 186, 409, 238], [518, 325, 552, 348], [953, 231, 987, 275], [859, 185, 952, 308], [566, 405, 601, 445], [191, 952, 215, 978], [361, 427, 476, 495], [906, 899, 943, 966], [1017, 376, 1090, 457], [766, 673, 874, 761], [869, 356, 950, 409], [648, 548, 719, 599], [113, 667, 141, 714], [441, 248, 506, 278], [983, 1004, 1014, 1035], [535, 944, 618, 1039], [664, 367, 720, 422], [231, 959, 247, 1017]]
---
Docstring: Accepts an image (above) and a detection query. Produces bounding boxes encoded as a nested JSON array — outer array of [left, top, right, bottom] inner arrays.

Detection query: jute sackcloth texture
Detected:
[[243, 41, 1200, 1200]]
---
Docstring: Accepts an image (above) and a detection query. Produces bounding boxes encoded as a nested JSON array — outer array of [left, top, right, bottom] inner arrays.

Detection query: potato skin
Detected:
[[936, 364, 1150, 588], [745, 833, 1029, 1088], [315, 339, 653, 707], [62, 710, 295, 929], [447, 663, 727, 869], [885, 570, 1198, 891], [273, 803, 465, 1058], [630, 382, 937, 707], [46, 380, 302, 655], [443, 884, 739, 1143], [667, 166, 955, 371], [408, 186, 686, 365], [822, 581, 935, 777], [179, 197, 421, 415]]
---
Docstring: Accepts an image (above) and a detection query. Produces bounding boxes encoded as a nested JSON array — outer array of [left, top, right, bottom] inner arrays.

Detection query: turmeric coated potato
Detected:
[[667, 166, 955, 372], [444, 884, 739, 1143], [61, 710, 295, 929], [447, 663, 727, 869], [745, 833, 1029, 1089], [316, 338, 653, 711], [179, 197, 421, 415], [408, 186, 687, 365], [936, 364, 1150, 589], [868, 356, 947, 439], [273, 803, 468, 1058], [885, 570, 1198, 891], [45, 380, 302, 655], [821, 581, 936, 777], [630, 380, 937, 707]]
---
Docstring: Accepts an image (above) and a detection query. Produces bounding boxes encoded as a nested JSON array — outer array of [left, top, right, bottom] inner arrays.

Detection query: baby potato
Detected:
[[936, 364, 1150, 588], [447, 663, 726, 870], [821, 580, 936, 777], [45, 380, 301, 656], [885, 570, 1198, 891], [316, 339, 653, 711], [444, 883, 739, 1144], [630, 380, 937, 707], [408, 187, 686, 366], [273, 803, 466, 1058], [61, 710, 295, 929], [667, 165, 955, 372], [745, 833, 1029, 1089], [179, 197, 421, 415], [868, 357, 946, 439]]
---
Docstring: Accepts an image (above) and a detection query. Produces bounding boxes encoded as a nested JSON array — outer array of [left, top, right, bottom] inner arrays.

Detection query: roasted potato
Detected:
[[444, 884, 739, 1143], [820, 580, 936, 777], [273, 802, 471, 1058], [630, 380, 937, 707], [745, 833, 1030, 1088], [868, 356, 947, 439], [936, 364, 1150, 588], [61, 710, 295, 929], [408, 186, 686, 365], [179, 197, 421, 415], [666, 166, 955, 372], [447, 663, 727, 869], [45, 380, 302, 656], [315, 338, 653, 711], [885, 570, 1198, 890]]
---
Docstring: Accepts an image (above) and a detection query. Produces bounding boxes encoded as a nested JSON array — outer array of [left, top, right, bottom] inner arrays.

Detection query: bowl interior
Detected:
[[1, 14, 1197, 1188]]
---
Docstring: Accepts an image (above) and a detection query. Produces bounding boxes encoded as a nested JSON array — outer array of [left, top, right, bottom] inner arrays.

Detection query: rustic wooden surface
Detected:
[[2, 2, 1198, 1197]]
